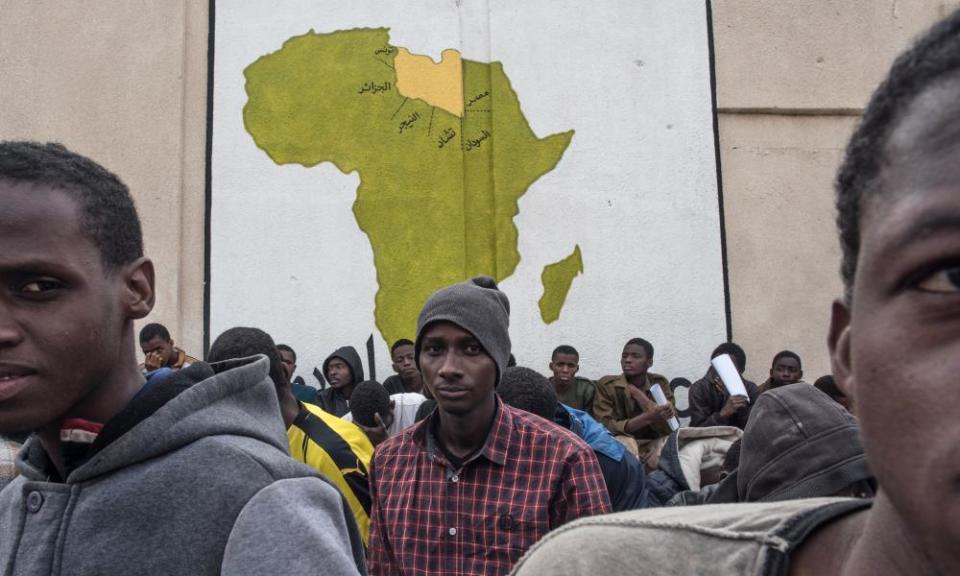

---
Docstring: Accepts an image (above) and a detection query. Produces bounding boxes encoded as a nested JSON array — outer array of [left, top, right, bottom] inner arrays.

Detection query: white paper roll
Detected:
[[650, 383, 680, 431], [711, 353, 749, 401]]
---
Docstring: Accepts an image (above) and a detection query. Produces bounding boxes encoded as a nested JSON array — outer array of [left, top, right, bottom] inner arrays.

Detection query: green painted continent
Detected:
[[539, 245, 584, 324], [243, 28, 574, 344]]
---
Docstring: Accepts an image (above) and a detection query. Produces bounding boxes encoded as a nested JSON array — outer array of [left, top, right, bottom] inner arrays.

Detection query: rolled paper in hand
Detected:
[[711, 353, 749, 401], [650, 383, 680, 431]]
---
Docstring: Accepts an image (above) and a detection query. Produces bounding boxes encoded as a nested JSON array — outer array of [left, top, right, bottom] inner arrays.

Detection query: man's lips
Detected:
[[0, 363, 38, 402], [435, 386, 468, 398]]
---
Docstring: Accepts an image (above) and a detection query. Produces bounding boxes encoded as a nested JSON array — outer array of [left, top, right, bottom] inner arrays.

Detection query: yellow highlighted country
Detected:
[[394, 47, 464, 117]]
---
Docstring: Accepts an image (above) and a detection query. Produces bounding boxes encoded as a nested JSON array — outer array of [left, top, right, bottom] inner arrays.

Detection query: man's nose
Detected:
[[0, 301, 23, 348]]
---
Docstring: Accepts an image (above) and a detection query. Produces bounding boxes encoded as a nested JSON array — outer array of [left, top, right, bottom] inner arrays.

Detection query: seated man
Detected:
[[549, 344, 596, 411], [513, 12, 960, 574], [499, 366, 649, 512], [342, 380, 426, 446], [593, 337, 675, 470], [814, 375, 853, 411], [316, 346, 364, 417], [277, 343, 318, 403], [0, 142, 363, 575], [368, 277, 610, 576], [208, 328, 375, 546], [138, 322, 198, 373], [382, 339, 424, 394], [757, 350, 803, 394], [688, 342, 760, 429]]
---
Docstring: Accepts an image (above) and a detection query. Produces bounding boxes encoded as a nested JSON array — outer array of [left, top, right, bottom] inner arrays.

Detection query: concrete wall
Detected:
[[0, 0, 951, 379]]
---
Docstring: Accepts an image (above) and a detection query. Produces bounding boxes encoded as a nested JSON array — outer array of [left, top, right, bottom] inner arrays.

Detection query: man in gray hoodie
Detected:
[[0, 142, 364, 575]]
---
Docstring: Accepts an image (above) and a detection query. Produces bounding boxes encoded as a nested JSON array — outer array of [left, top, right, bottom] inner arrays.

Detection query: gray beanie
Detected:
[[415, 276, 511, 384]]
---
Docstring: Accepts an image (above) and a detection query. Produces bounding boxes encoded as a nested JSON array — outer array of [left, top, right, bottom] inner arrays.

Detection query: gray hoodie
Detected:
[[0, 356, 365, 575]]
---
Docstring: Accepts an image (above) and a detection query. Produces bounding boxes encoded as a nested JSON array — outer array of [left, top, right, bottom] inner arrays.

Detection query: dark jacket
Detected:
[[317, 346, 365, 417], [688, 368, 759, 429], [709, 383, 873, 504]]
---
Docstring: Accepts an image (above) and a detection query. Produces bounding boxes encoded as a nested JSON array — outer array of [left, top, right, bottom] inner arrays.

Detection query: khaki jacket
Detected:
[[592, 373, 673, 439]]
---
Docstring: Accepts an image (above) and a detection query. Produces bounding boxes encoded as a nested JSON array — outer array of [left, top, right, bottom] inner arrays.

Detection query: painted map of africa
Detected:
[[244, 27, 582, 344]]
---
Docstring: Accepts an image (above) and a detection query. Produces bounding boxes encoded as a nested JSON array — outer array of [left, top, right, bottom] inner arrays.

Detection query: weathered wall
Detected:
[[0, 0, 951, 379]]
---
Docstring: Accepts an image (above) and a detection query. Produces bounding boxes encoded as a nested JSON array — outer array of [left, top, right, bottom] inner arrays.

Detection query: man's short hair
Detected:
[[625, 337, 654, 358], [139, 323, 171, 344], [208, 327, 287, 390], [390, 339, 414, 354], [551, 345, 579, 361], [0, 141, 143, 269], [711, 342, 747, 373], [276, 343, 296, 361], [771, 350, 802, 369], [350, 381, 391, 427], [836, 11, 960, 300], [498, 367, 558, 420]]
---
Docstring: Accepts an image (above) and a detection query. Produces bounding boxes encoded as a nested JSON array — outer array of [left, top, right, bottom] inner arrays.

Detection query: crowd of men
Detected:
[[1, 8, 959, 575]]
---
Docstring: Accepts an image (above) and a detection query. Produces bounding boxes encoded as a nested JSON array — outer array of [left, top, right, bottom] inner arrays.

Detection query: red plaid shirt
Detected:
[[369, 399, 611, 575]]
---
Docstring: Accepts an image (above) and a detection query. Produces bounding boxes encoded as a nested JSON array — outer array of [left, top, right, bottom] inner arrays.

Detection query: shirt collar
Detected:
[[415, 396, 512, 467]]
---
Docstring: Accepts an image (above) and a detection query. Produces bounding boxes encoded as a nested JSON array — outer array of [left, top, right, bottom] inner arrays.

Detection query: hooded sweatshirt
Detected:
[[317, 346, 365, 417], [0, 356, 366, 576], [709, 382, 873, 504]]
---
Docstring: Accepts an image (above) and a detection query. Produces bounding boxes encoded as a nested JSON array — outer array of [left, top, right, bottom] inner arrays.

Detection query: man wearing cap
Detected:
[[367, 277, 610, 576]]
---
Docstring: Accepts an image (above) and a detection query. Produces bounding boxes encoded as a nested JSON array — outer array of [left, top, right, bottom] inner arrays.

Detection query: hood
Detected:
[[17, 355, 288, 484], [322, 346, 364, 387], [736, 383, 871, 502]]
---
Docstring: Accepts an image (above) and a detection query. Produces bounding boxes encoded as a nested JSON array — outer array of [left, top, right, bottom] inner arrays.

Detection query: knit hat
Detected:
[[415, 276, 511, 384]]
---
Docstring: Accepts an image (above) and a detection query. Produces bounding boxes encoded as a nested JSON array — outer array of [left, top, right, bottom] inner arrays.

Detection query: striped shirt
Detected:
[[368, 399, 611, 575], [288, 402, 374, 544]]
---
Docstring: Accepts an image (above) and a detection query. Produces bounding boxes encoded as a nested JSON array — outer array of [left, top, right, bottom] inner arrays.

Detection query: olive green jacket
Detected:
[[592, 373, 673, 439]]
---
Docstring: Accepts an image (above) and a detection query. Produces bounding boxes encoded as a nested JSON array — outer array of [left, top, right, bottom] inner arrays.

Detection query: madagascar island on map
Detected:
[[244, 28, 579, 344]]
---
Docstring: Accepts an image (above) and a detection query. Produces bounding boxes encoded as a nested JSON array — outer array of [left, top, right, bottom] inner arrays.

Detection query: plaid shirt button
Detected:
[[448, 527, 457, 536], [451, 474, 459, 482]]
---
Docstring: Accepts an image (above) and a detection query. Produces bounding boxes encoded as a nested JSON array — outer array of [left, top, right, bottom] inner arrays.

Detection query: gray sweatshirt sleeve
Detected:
[[221, 477, 365, 576]]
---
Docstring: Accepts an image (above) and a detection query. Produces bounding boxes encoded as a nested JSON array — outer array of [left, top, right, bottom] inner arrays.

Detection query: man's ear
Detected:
[[797, 370, 804, 381], [828, 299, 855, 406], [389, 399, 396, 410], [123, 257, 155, 320]]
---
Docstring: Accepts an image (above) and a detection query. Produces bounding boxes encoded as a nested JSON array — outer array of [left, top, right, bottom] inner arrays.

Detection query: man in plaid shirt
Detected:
[[368, 277, 611, 576]]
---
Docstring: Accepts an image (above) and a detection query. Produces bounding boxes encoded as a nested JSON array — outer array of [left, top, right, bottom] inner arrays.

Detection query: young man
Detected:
[[757, 350, 803, 394], [513, 11, 960, 574], [592, 338, 675, 470], [208, 328, 374, 547], [549, 344, 595, 411], [277, 343, 318, 403], [138, 322, 198, 373], [317, 346, 364, 417], [382, 338, 424, 394], [368, 277, 610, 575], [499, 366, 649, 512], [0, 142, 362, 575], [342, 380, 426, 446], [688, 342, 760, 429]]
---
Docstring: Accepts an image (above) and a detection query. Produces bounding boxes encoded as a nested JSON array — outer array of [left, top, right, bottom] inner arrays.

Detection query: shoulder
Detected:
[[512, 499, 864, 576], [373, 420, 424, 464], [649, 372, 670, 386], [507, 405, 593, 456], [595, 375, 622, 388], [298, 403, 373, 458]]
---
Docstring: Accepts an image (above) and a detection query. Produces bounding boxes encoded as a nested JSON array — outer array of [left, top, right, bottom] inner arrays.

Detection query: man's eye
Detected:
[[20, 279, 65, 294], [916, 266, 960, 294], [464, 344, 483, 355], [423, 344, 443, 355]]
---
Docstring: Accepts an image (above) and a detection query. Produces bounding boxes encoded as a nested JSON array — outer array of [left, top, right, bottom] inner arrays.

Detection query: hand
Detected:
[[653, 403, 675, 421], [357, 412, 390, 446], [626, 383, 655, 409], [143, 351, 163, 371], [719, 395, 749, 418]]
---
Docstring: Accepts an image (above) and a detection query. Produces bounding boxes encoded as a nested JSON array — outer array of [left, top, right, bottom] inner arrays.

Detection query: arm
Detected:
[[591, 380, 628, 435], [367, 456, 401, 576], [221, 477, 365, 576], [551, 446, 613, 528], [688, 380, 726, 427]]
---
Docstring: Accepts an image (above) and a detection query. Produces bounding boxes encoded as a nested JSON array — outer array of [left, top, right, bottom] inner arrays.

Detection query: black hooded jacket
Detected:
[[709, 383, 873, 504], [316, 346, 365, 417]]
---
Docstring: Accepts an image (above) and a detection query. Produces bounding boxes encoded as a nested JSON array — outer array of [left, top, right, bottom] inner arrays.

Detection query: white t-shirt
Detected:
[[343, 392, 426, 437]]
